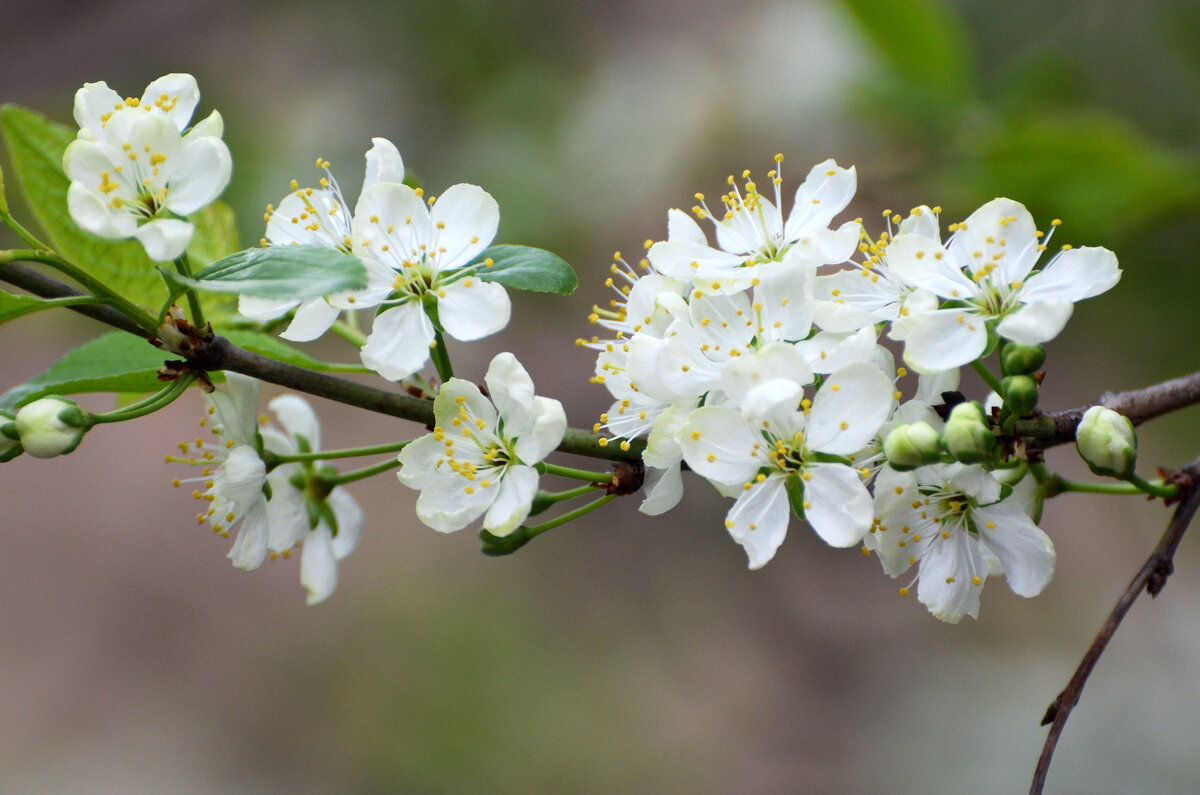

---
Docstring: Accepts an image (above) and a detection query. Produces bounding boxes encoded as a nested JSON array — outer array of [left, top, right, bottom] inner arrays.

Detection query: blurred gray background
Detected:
[[3, 0, 1200, 791]]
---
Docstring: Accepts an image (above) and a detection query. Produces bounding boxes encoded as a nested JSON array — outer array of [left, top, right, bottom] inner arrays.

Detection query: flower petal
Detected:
[[280, 298, 341, 342], [900, 308, 989, 373], [1018, 246, 1121, 303], [803, 463, 874, 548], [725, 476, 791, 569], [438, 278, 511, 342], [363, 137, 405, 189], [430, 183, 499, 269], [360, 302, 435, 381], [996, 300, 1074, 345], [328, 488, 364, 560], [135, 218, 194, 261], [167, 135, 232, 215], [975, 500, 1055, 598], [300, 526, 339, 605], [483, 465, 540, 536]]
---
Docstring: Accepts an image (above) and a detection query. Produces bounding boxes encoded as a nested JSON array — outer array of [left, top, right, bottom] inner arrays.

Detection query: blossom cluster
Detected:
[[582, 156, 1121, 621]]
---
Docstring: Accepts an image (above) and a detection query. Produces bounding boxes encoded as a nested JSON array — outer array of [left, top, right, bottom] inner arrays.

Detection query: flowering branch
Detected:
[[1029, 455, 1200, 795]]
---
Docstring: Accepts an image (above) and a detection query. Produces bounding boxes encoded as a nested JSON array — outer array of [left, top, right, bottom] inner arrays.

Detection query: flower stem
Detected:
[[540, 461, 616, 484], [481, 493, 618, 556], [171, 253, 206, 329], [1127, 473, 1180, 499], [330, 321, 368, 348], [90, 375, 195, 424], [971, 359, 1004, 394], [534, 484, 602, 507], [325, 455, 406, 486], [270, 440, 412, 463], [431, 330, 454, 383]]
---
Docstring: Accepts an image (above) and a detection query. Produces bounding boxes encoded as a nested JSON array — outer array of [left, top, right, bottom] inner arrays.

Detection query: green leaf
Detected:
[[0, 331, 171, 410], [0, 105, 236, 317], [171, 245, 368, 298], [0, 290, 62, 325], [469, 244, 577, 294], [840, 0, 975, 100], [222, 329, 367, 373]]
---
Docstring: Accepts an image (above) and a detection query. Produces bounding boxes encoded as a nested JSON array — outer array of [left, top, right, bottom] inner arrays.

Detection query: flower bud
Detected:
[[883, 422, 944, 471], [944, 401, 995, 463], [0, 411, 23, 462], [1000, 342, 1046, 376], [14, 396, 91, 458], [1001, 374, 1039, 417], [1075, 406, 1137, 479]]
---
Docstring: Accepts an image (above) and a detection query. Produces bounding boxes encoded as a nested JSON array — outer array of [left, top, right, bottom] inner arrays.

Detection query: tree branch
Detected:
[[1017, 371, 1200, 449], [0, 259, 645, 464], [1029, 455, 1200, 795]]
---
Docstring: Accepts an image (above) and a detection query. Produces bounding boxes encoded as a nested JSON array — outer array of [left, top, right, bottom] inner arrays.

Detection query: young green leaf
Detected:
[[469, 244, 577, 294], [167, 245, 368, 298], [0, 331, 170, 410]]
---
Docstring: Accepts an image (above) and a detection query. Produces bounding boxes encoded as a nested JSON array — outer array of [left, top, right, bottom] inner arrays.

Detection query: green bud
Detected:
[[883, 422, 944, 471], [1075, 406, 1137, 479], [1002, 374, 1039, 417], [944, 402, 996, 463], [14, 396, 92, 458], [1000, 342, 1046, 376]]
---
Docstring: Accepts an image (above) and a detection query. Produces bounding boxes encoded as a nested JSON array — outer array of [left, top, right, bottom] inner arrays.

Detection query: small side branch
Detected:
[[1029, 455, 1200, 795]]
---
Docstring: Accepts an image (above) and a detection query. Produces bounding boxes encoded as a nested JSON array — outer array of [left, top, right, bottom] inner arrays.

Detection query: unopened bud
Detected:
[[944, 401, 995, 463], [14, 396, 91, 458], [883, 422, 944, 471], [1075, 406, 1136, 479], [1002, 374, 1039, 417], [1000, 342, 1046, 376]]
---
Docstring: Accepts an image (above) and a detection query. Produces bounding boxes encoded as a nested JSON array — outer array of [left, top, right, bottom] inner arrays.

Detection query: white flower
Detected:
[[238, 138, 406, 341], [869, 463, 1055, 622], [63, 73, 232, 261], [182, 373, 270, 554], [258, 395, 363, 605], [647, 157, 860, 294], [887, 198, 1121, 373], [397, 353, 566, 535], [811, 205, 942, 333], [677, 362, 893, 568], [354, 182, 507, 381]]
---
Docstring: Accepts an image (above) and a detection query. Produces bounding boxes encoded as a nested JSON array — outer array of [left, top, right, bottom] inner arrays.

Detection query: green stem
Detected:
[[1128, 473, 1180, 500], [1, 248, 158, 331], [1050, 477, 1165, 496], [90, 375, 195, 424], [0, 211, 50, 252], [25, 295, 104, 311], [534, 484, 602, 507], [971, 359, 1004, 395], [431, 329, 454, 382], [172, 253, 205, 329], [270, 439, 411, 463], [330, 320, 368, 348], [524, 493, 617, 535], [540, 461, 616, 484], [325, 455, 405, 486]]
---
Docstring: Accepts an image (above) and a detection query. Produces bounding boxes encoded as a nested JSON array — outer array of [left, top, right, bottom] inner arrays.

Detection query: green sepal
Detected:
[[164, 245, 368, 298], [806, 451, 854, 467], [998, 483, 1014, 502], [317, 499, 339, 537], [981, 323, 1000, 358], [304, 497, 322, 530], [480, 526, 535, 556], [528, 491, 556, 517], [468, 244, 578, 295], [0, 442, 23, 462], [0, 331, 172, 410], [420, 291, 444, 332], [785, 473, 806, 520]]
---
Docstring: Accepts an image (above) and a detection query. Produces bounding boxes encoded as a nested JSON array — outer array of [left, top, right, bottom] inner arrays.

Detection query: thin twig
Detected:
[[1029, 456, 1200, 795]]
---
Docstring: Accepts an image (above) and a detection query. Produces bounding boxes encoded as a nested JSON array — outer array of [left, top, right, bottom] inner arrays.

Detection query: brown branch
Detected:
[[0, 260, 148, 337], [0, 259, 646, 464], [1029, 455, 1200, 795], [1016, 371, 1200, 449]]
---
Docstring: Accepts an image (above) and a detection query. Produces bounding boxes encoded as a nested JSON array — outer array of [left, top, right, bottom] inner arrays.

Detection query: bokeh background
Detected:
[[3, 0, 1200, 791]]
